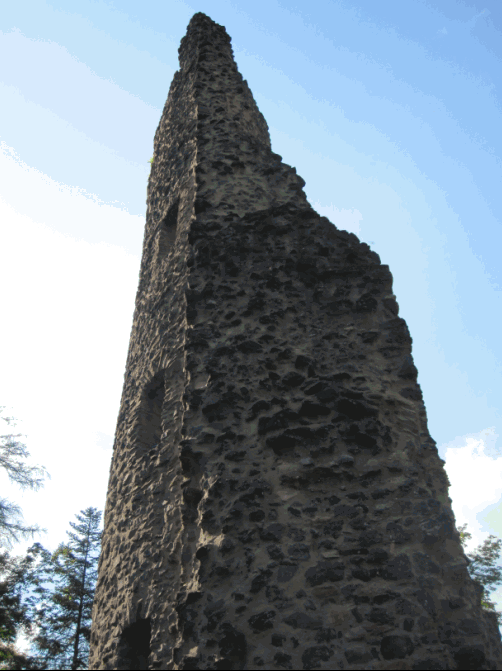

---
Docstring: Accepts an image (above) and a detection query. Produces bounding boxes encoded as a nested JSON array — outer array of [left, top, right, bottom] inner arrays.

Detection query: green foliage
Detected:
[[0, 509, 102, 670], [1, 551, 33, 644], [0, 644, 34, 670], [0, 408, 49, 549], [459, 523, 502, 625], [0, 544, 47, 669], [26, 508, 102, 670], [148, 156, 154, 164]]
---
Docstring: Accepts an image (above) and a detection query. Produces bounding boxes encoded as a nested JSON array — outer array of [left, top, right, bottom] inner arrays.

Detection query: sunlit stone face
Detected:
[[89, 12, 502, 671]]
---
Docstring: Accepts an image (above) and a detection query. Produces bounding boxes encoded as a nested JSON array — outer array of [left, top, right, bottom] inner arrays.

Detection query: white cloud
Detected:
[[0, 146, 142, 553], [443, 427, 502, 552], [441, 430, 502, 625]]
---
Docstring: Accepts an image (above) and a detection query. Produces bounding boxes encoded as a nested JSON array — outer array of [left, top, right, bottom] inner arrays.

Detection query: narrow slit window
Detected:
[[158, 199, 179, 254], [141, 373, 165, 452]]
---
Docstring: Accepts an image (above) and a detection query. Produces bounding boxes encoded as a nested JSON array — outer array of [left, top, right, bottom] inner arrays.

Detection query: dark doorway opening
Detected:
[[118, 611, 151, 670]]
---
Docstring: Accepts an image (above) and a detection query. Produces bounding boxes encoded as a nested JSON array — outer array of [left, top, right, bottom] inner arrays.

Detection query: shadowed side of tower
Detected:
[[89, 13, 502, 671]]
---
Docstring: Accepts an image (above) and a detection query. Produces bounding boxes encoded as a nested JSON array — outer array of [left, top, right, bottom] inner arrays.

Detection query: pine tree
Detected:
[[459, 523, 502, 626], [28, 508, 102, 670], [0, 406, 49, 549], [0, 543, 48, 669], [0, 405, 49, 669], [0, 550, 31, 667]]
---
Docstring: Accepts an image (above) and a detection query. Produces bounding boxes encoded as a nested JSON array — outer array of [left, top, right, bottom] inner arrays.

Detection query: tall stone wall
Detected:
[[89, 12, 502, 671]]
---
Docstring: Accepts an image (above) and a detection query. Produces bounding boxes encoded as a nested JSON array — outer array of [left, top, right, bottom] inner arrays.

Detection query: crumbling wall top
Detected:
[[178, 12, 233, 73]]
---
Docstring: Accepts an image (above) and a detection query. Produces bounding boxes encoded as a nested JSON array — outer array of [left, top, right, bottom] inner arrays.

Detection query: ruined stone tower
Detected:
[[89, 13, 502, 671]]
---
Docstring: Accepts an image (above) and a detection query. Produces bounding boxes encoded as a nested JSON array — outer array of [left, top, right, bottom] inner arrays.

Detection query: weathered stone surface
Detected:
[[89, 12, 502, 671]]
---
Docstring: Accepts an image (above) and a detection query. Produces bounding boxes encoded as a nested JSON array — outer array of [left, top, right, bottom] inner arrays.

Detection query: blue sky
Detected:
[[0, 0, 501, 608]]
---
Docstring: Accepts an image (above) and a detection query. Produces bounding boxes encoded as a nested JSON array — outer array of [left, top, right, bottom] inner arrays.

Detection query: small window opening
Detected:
[[119, 609, 151, 670], [141, 373, 165, 452], [158, 200, 179, 255]]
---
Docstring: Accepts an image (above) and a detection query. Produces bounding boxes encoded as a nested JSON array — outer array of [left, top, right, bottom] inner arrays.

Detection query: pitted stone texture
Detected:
[[89, 12, 502, 671]]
